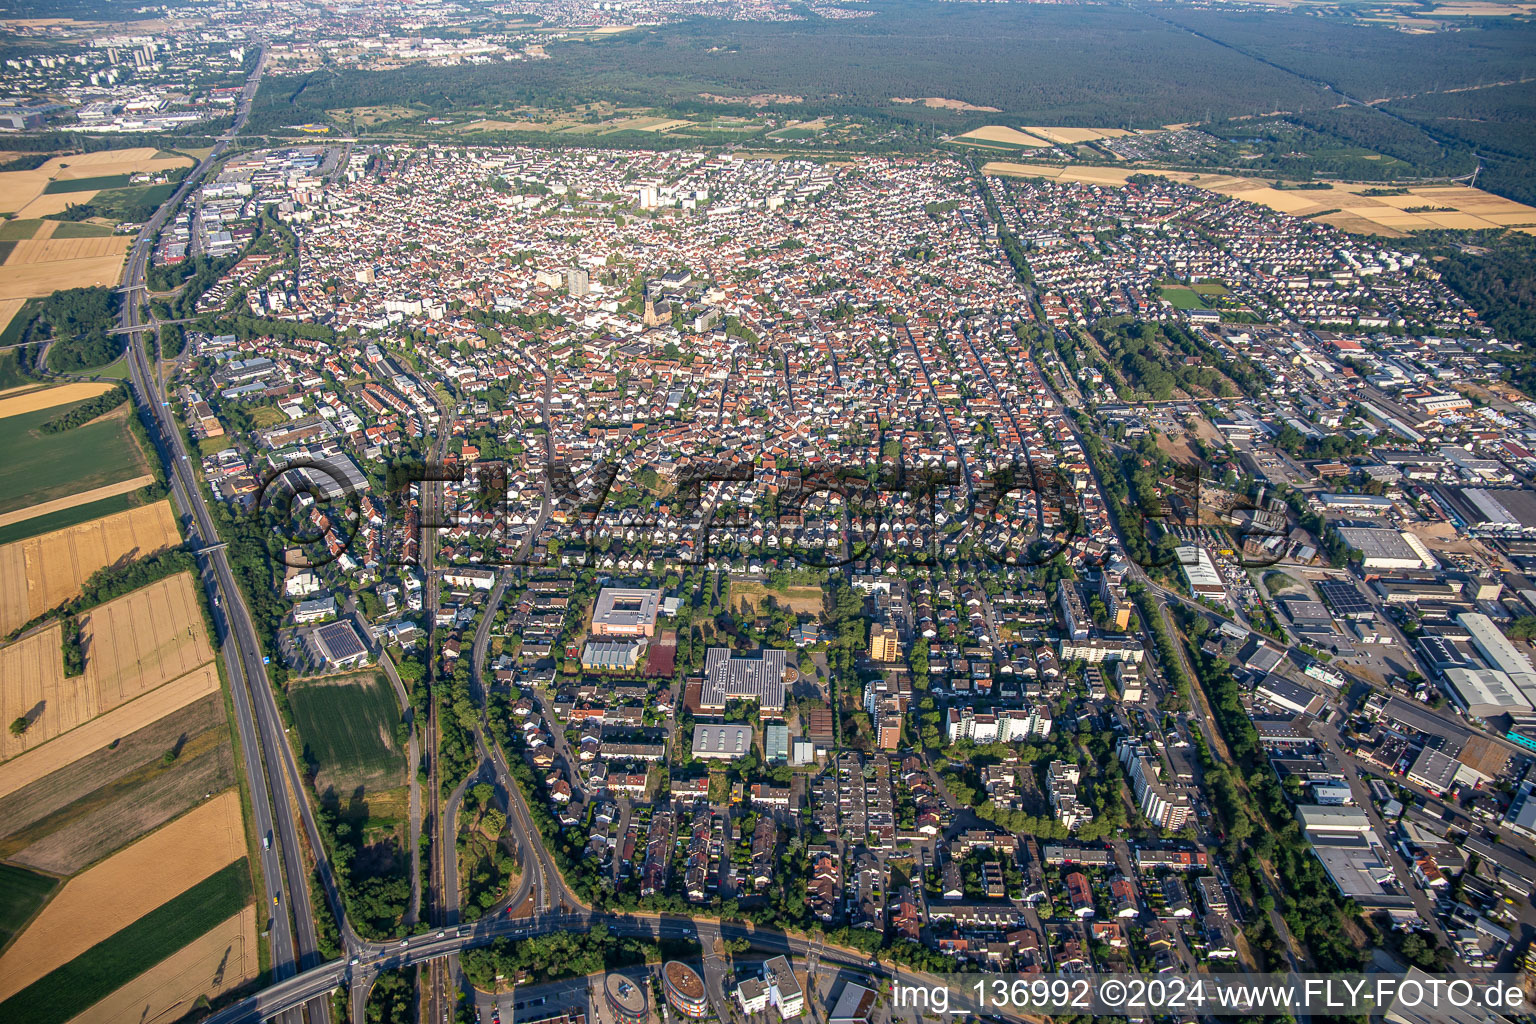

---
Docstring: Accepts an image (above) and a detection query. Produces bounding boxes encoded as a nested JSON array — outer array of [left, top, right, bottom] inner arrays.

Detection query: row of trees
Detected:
[[6, 547, 196, 641], [41, 383, 127, 433]]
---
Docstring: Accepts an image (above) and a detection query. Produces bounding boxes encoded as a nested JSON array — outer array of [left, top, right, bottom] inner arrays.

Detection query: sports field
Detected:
[[0, 501, 180, 636], [0, 399, 147, 516], [289, 672, 406, 791]]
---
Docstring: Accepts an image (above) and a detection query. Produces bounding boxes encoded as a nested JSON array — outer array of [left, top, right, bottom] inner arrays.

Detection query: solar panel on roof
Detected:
[[1318, 580, 1371, 615]]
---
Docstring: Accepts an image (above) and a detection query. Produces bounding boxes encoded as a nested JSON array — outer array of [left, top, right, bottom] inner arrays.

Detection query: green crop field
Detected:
[[48, 221, 114, 239], [42, 174, 133, 194], [0, 400, 147, 515], [0, 219, 39, 241], [290, 673, 406, 788], [0, 863, 58, 951], [0, 859, 251, 1024], [0, 491, 141, 546]]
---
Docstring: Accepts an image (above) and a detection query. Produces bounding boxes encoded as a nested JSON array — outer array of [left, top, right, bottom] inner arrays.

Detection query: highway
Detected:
[[113, 44, 348, 1024], [197, 906, 956, 1024]]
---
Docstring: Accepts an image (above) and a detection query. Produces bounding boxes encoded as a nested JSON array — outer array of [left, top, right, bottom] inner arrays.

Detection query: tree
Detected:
[[8, 717, 26, 737]]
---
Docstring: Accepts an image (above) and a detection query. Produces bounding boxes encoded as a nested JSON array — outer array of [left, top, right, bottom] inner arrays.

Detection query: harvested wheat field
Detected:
[[0, 573, 213, 760], [0, 147, 190, 216], [0, 500, 181, 636], [956, 126, 1049, 147], [63, 905, 257, 1024], [51, 148, 190, 179], [0, 789, 244, 1001], [0, 625, 65, 753], [0, 254, 128, 298], [0, 475, 156, 531], [4, 236, 131, 266], [1022, 126, 1135, 144], [0, 664, 220, 800], [980, 162, 1536, 235], [0, 297, 26, 338], [0, 381, 115, 419], [78, 573, 214, 710]]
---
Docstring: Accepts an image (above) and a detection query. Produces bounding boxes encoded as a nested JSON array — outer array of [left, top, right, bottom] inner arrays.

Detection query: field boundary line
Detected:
[[0, 476, 154, 530]]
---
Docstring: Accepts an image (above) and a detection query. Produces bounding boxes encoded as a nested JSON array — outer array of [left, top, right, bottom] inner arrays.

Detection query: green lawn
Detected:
[[92, 356, 130, 380], [1191, 280, 1229, 296], [0, 219, 40, 241], [1160, 286, 1207, 309], [42, 174, 133, 194], [0, 859, 251, 1024], [290, 673, 406, 788], [0, 491, 141, 546], [0, 863, 58, 950], [0, 399, 147, 515], [49, 221, 114, 239]]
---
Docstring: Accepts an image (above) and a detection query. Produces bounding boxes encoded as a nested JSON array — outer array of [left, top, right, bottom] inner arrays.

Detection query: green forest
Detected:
[[242, 2, 1536, 201]]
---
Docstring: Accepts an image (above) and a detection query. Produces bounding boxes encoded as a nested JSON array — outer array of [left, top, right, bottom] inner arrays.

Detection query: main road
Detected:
[[114, 44, 355, 1024]]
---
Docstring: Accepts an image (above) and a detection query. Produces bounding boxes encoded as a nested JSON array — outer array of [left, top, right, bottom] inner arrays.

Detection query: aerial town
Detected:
[[162, 138, 1536, 1007], [5, 4, 1536, 1024]]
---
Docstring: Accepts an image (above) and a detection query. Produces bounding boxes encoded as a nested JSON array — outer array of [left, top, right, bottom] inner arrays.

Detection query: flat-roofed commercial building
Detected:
[[692, 722, 753, 760], [605, 974, 648, 1024], [1443, 667, 1534, 720], [664, 961, 709, 1019], [829, 984, 876, 1024], [1177, 545, 1226, 600], [1336, 526, 1436, 571], [701, 647, 787, 712], [581, 640, 644, 671], [764, 955, 804, 1019], [591, 587, 663, 637]]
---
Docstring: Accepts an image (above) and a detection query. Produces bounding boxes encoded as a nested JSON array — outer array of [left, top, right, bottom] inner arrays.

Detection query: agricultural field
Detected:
[[952, 126, 1050, 149], [0, 482, 153, 540], [0, 394, 148, 516], [0, 501, 180, 636], [0, 148, 190, 219], [0, 219, 41, 241], [0, 665, 220, 801], [62, 904, 256, 1024], [0, 857, 252, 1024], [0, 689, 233, 875], [289, 671, 407, 792], [0, 789, 247, 1003], [980, 160, 1536, 236], [0, 381, 114, 419], [0, 863, 56, 950], [1022, 125, 1136, 144], [47, 222, 113, 239], [3, 235, 131, 266], [0, 572, 215, 759]]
